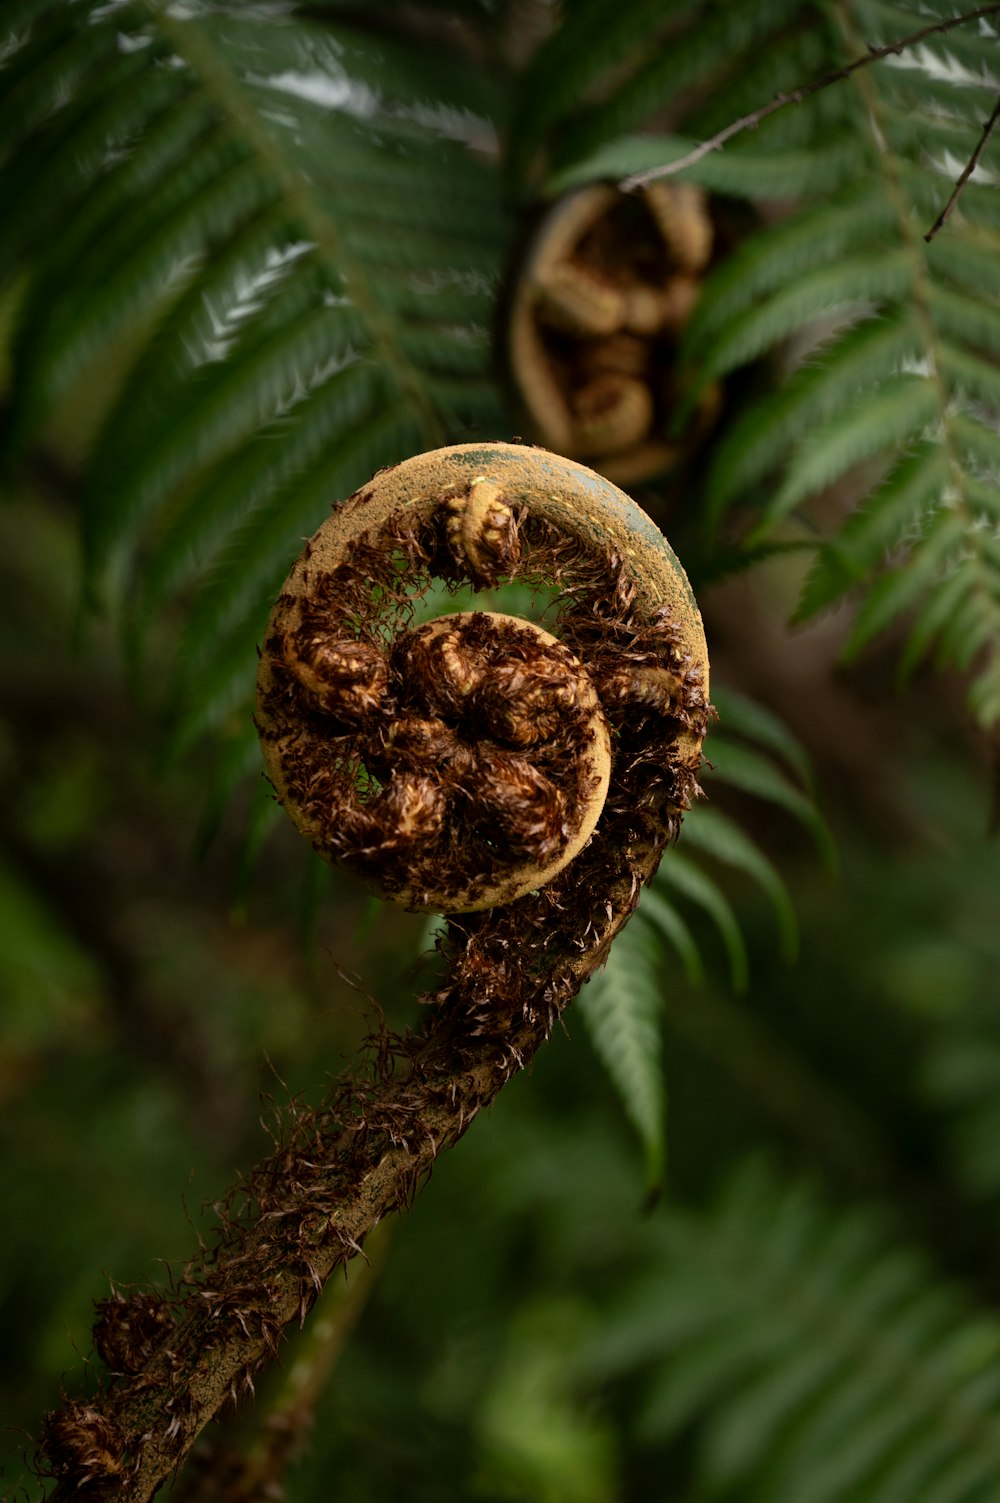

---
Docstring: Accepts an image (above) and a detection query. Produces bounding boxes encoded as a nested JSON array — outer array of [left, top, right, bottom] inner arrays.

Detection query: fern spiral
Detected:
[[256, 442, 709, 915]]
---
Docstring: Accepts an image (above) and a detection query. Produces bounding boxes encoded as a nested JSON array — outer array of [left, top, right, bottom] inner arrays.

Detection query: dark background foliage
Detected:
[[3, 2, 1000, 1499]]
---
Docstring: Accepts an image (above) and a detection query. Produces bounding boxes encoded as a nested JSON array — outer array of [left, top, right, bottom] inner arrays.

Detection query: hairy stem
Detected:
[[42, 873, 638, 1501]]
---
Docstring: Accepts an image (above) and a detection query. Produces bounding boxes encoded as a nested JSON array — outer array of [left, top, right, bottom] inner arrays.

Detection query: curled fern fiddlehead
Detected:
[[257, 442, 709, 913], [39, 444, 708, 1502], [507, 189, 722, 484]]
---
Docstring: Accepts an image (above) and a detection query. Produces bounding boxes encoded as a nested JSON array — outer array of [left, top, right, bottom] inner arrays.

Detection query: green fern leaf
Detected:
[[549, 133, 861, 201], [698, 253, 913, 385], [553, 0, 826, 169], [509, 0, 685, 181], [576, 911, 668, 1193], [139, 362, 380, 619], [3, 0, 511, 775], [533, 0, 1000, 722], [577, 675, 822, 1177], [925, 227, 1000, 301], [635, 887, 705, 988], [796, 443, 951, 621], [702, 739, 834, 870], [0, 8, 120, 152], [747, 374, 942, 541], [584, 1160, 1000, 1502], [705, 317, 923, 525], [842, 511, 968, 660], [681, 805, 798, 963], [709, 685, 816, 790], [930, 282, 1000, 355], [170, 407, 425, 750], [653, 851, 749, 993], [685, 190, 899, 348]]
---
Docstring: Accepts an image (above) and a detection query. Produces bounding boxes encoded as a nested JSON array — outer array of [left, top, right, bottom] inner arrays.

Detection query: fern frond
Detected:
[[577, 909, 668, 1192], [703, 317, 923, 523], [169, 406, 425, 749], [698, 253, 914, 386], [3, 1, 511, 763], [551, 0, 828, 169], [583, 1159, 1000, 1502], [519, 0, 854, 193], [703, 737, 835, 871], [637, 887, 705, 988], [508, 0, 683, 183], [578, 686, 819, 1178], [537, 0, 1000, 724], [676, 13, 1000, 725], [795, 442, 949, 619], [709, 685, 816, 790], [549, 132, 862, 201], [748, 373, 942, 539], [653, 851, 750, 993]]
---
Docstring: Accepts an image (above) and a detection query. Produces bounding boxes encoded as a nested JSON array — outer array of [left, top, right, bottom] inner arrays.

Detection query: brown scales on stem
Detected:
[[37, 444, 708, 1503]]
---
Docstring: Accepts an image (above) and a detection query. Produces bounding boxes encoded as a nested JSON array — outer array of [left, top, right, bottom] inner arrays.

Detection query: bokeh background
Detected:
[[4, 2, 1000, 1500]]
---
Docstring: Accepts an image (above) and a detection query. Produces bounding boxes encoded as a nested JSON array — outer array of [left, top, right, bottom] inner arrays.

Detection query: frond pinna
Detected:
[[1, 0, 511, 750], [519, 0, 1000, 729]]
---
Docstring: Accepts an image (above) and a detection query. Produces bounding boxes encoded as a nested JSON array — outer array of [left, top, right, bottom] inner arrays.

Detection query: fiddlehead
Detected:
[[39, 444, 707, 1503], [507, 189, 722, 484], [256, 442, 708, 921]]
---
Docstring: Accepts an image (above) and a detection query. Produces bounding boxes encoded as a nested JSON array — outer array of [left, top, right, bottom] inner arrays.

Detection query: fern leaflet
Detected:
[[1, 1, 511, 755], [583, 1159, 1000, 1502]]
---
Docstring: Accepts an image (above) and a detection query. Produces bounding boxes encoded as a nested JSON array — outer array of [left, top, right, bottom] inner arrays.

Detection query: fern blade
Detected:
[[652, 851, 749, 992], [680, 805, 798, 963], [795, 444, 951, 621], [577, 912, 668, 1193]]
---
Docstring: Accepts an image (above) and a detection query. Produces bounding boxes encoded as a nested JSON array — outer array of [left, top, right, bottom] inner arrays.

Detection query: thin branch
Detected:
[[621, 3, 1000, 191], [924, 90, 1000, 240]]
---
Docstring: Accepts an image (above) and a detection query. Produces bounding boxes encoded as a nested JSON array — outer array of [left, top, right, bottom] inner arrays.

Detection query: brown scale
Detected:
[[393, 622, 486, 717], [93, 1290, 174, 1377], [284, 632, 389, 723], [462, 748, 567, 862], [473, 653, 592, 748], [443, 480, 521, 587], [39, 1404, 126, 1487]]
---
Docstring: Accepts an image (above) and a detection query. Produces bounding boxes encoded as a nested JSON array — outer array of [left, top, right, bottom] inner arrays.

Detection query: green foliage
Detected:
[[578, 688, 823, 1178], [584, 1159, 1000, 1503], [5, 7, 1000, 1497], [1, 0, 510, 762], [533, 0, 1000, 728]]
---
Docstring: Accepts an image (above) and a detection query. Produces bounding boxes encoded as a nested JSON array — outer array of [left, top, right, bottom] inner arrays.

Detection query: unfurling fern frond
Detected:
[[689, 14, 1000, 729], [583, 1159, 1000, 1503], [578, 689, 824, 1183], [1, 1, 510, 760], [533, 1, 1000, 727]]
